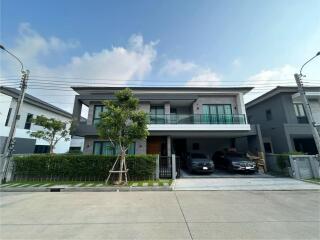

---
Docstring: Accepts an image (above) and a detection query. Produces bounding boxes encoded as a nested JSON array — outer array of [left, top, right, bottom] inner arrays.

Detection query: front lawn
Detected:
[[304, 178, 320, 185], [1, 179, 173, 187]]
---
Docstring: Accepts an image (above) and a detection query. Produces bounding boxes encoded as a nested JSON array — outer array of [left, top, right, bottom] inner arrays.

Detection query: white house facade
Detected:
[[0, 87, 84, 154]]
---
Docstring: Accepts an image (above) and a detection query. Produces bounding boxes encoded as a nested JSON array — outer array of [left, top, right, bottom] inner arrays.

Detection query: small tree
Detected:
[[29, 115, 71, 153], [97, 88, 149, 185]]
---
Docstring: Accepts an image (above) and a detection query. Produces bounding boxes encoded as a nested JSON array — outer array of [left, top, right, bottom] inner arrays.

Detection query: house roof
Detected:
[[71, 86, 254, 95], [0, 86, 73, 119], [246, 86, 320, 109]]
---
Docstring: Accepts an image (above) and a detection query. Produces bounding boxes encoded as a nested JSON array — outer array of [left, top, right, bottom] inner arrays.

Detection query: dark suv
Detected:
[[187, 153, 215, 173], [213, 151, 256, 173]]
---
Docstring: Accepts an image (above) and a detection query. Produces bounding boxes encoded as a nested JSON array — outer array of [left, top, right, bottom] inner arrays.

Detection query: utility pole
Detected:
[[0, 44, 29, 183], [294, 51, 320, 155]]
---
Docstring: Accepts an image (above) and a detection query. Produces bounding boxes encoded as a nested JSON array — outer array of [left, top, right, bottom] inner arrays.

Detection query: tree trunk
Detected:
[[118, 150, 126, 183], [50, 141, 54, 154]]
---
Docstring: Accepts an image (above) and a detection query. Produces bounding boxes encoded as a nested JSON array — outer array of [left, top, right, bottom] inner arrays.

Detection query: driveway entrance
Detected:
[[180, 169, 271, 178], [174, 177, 320, 190]]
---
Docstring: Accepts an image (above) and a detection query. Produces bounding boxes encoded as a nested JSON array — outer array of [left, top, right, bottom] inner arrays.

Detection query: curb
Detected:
[[0, 186, 173, 192]]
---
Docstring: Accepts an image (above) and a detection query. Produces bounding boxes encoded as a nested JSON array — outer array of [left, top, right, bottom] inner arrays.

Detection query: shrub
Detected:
[[276, 154, 289, 171], [13, 154, 156, 181], [275, 152, 302, 173]]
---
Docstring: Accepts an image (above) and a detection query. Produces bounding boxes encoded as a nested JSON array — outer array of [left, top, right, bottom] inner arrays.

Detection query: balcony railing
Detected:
[[148, 114, 246, 124]]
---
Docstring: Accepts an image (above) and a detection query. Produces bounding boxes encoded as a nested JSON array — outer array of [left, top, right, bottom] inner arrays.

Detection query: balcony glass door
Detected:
[[202, 104, 232, 123], [150, 106, 165, 124]]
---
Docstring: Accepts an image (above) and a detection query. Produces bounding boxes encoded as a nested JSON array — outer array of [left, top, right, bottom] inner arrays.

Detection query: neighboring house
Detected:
[[0, 86, 84, 154], [72, 86, 264, 164], [246, 86, 320, 155]]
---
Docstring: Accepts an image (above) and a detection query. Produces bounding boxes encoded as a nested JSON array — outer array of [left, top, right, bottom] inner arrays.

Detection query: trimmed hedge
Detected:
[[13, 154, 156, 181]]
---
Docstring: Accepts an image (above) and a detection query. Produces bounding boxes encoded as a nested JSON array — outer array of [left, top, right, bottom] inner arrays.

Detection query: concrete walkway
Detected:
[[1, 191, 319, 239], [174, 177, 320, 190]]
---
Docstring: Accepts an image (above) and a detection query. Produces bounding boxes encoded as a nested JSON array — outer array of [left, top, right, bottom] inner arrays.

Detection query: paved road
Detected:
[[1, 191, 319, 239]]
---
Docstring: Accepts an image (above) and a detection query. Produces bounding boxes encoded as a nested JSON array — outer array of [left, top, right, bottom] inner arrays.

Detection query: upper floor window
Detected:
[[202, 104, 234, 123], [293, 103, 308, 123], [150, 106, 165, 115], [24, 113, 33, 129], [265, 109, 272, 121], [5, 108, 12, 126], [93, 105, 106, 125], [150, 106, 165, 124], [202, 104, 232, 115]]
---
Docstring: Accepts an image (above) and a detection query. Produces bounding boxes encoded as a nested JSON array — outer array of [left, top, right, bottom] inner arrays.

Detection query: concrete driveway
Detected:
[[180, 169, 272, 178], [174, 177, 320, 191], [1, 191, 319, 239]]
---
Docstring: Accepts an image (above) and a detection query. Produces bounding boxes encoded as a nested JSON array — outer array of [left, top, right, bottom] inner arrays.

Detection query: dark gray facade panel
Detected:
[[246, 93, 292, 153], [246, 91, 317, 154], [1, 137, 36, 154]]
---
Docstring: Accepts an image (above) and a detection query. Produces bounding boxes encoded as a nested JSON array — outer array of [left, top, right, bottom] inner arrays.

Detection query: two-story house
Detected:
[[0, 86, 84, 154], [246, 86, 320, 154], [72, 86, 263, 169]]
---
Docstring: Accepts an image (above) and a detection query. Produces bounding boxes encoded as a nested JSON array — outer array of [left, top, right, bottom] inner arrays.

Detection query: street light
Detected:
[[0, 44, 24, 73], [299, 51, 320, 76], [0, 44, 29, 183], [294, 51, 320, 155]]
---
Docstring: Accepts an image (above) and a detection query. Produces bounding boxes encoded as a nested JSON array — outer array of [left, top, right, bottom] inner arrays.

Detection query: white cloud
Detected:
[[244, 65, 297, 103], [160, 59, 197, 75], [185, 69, 221, 87], [14, 23, 79, 60], [1, 23, 157, 113], [160, 58, 221, 87]]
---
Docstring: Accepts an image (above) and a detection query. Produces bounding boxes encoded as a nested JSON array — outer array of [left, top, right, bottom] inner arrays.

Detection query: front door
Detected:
[[147, 136, 167, 156]]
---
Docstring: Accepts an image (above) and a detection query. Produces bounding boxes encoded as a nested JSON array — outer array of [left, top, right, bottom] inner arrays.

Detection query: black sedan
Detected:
[[213, 152, 256, 172], [187, 153, 215, 173]]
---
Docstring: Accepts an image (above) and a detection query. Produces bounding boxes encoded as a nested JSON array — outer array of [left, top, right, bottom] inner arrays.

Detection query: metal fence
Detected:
[[158, 155, 180, 179]]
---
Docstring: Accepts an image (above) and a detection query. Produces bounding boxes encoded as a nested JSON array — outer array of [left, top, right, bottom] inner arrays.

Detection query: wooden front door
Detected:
[[147, 136, 167, 155]]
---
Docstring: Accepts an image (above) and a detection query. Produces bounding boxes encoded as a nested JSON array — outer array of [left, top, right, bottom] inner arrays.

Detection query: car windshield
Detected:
[[226, 152, 245, 157], [227, 154, 250, 162], [191, 153, 207, 159]]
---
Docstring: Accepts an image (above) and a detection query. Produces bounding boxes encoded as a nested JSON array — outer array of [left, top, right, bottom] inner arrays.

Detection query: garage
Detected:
[[172, 136, 266, 178]]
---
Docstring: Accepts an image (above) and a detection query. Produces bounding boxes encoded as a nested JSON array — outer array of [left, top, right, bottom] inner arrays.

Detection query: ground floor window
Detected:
[[34, 145, 50, 153], [93, 141, 135, 155], [293, 138, 317, 155], [264, 142, 273, 153]]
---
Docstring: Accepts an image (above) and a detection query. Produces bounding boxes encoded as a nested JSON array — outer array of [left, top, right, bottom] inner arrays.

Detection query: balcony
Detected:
[[148, 114, 247, 124]]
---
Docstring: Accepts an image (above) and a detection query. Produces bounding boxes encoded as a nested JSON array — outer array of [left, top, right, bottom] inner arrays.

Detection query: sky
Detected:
[[1, 0, 320, 114]]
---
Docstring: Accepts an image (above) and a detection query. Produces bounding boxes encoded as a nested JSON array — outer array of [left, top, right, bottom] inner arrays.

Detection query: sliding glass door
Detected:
[[202, 104, 232, 123]]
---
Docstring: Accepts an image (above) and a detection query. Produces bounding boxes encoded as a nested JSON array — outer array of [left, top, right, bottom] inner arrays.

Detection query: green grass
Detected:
[[127, 179, 172, 187], [1, 180, 105, 187], [1, 179, 173, 187], [304, 178, 320, 185]]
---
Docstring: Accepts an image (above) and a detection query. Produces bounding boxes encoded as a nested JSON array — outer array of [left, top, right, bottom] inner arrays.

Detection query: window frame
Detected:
[[5, 108, 12, 126], [24, 113, 33, 129], [202, 104, 233, 123], [92, 105, 105, 125], [265, 109, 272, 121], [202, 104, 233, 116], [150, 105, 165, 124], [93, 141, 135, 155]]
